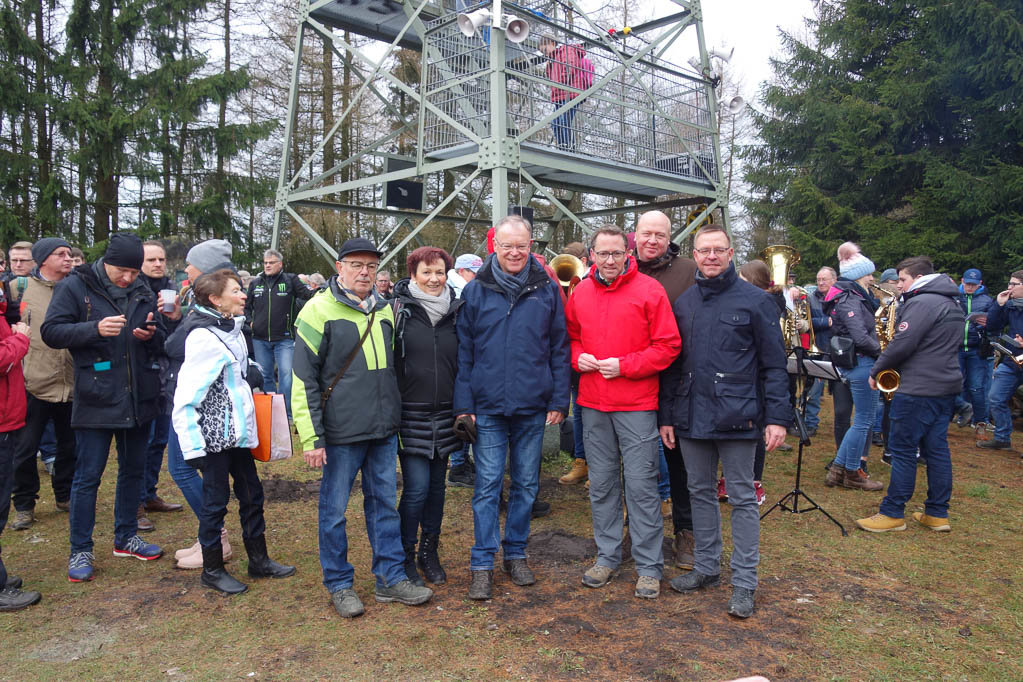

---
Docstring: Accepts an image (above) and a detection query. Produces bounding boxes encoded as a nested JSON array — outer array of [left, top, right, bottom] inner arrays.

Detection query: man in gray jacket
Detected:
[[856, 256, 964, 533]]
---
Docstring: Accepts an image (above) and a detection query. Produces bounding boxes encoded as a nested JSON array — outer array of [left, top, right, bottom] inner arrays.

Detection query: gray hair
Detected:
[[588, 224, 627, 251], [817, 266, 837, 278], [494, 215, 532, 241], [263, 249, 283, 262]]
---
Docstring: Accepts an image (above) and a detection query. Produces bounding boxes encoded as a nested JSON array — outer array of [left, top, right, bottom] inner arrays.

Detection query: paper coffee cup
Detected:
[[160, 289, 177, 313]]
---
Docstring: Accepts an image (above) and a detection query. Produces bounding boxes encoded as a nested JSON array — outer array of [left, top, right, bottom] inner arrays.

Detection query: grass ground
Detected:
[[1, 394, 1021, 681]]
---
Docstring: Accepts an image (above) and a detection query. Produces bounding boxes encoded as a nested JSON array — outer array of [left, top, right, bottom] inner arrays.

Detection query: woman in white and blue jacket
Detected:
[[172, 269, 295, 595]]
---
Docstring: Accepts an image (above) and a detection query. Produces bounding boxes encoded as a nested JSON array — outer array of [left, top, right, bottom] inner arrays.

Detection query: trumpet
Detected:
[[551, 253, 586, 295], [876, 368, 900, 401]]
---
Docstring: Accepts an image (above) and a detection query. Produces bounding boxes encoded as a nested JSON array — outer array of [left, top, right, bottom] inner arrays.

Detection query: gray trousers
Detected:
[[582, 408, 663, 578], [679, 437, 759, 590]]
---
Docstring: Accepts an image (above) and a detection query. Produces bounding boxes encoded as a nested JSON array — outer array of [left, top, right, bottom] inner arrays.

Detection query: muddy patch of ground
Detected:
[[260, 476, 322, 502]]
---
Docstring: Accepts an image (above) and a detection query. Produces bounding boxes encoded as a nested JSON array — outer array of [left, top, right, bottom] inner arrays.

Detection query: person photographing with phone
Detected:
[[41, 233, 167, 582]]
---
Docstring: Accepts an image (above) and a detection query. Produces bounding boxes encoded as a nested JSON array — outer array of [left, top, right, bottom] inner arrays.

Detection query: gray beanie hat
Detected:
[[185, 239, 233, 274]]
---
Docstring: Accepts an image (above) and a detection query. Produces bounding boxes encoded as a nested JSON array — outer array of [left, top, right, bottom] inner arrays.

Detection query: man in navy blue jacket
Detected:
[[954, 268, 994, 430], [659, 224, 790, 619], [454, 215, 570, 601], [978, 269, 1023, 451]]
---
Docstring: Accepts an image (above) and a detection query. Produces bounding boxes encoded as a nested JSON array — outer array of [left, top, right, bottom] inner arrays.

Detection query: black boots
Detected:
[[417, 533, 447, 585], [201, 543, 248, 595], [244, 535, 296, 579], [403, 542, 425, 587]]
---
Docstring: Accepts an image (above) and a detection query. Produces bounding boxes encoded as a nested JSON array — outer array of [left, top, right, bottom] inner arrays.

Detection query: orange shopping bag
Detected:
[[251, 393, 293, 462]]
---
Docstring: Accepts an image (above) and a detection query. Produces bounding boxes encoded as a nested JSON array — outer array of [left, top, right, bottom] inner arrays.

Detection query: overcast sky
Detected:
[[648, 0, 816, 102]]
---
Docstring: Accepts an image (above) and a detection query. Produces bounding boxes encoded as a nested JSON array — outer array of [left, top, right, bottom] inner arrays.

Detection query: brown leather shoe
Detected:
[[144, 496, 183, 513], [824, 464, 843, 487], [55, 500, 70, 512], [841, 468, 884, 491], [672, 530, 694, 570], [137, 505, 156, 532]]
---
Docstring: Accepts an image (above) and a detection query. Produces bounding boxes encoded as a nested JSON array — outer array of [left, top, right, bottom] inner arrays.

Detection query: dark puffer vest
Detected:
[[393, 279, 463, 459]]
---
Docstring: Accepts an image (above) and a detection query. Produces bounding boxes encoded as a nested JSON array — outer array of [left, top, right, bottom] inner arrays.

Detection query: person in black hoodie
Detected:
[[822, 242, 884, 492], [856, 257, 964, 533], [135, 241, 184, 533], [41, 233, 166, 582], [392, 247, 463, 588], [244, 249, 313, 421]]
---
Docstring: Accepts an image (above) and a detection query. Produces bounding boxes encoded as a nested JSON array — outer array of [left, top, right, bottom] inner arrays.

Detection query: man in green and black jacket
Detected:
[[292, 237, 433, 619], [244, 249, 313, 419]]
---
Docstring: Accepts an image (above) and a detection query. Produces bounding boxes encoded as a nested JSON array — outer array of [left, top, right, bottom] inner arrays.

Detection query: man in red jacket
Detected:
[[565, 225, 681, 599], [0, 286, 41, 610]]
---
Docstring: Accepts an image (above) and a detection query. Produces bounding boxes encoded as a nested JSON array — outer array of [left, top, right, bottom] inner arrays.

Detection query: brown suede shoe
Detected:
[[841, 468, 884, 491], [672, 530, 694, 570], [136, 505, 156, 532], [144, 496, 183, 513]]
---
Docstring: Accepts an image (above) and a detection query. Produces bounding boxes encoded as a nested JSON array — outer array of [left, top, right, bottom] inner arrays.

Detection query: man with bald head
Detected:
[[634, 210, 699, 572], [454, 215, 570, 600]]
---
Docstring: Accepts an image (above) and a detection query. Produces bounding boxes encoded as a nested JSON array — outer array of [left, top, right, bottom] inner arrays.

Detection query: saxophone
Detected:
[[870, 283, 900, 397], [761, 245, 817, 352]]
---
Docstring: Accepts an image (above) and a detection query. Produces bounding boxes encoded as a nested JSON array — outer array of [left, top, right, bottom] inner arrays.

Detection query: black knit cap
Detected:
[[104, 233, 145, 270]]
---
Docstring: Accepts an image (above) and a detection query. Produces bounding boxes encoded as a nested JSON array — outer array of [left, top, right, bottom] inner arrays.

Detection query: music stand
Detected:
[[761, 346, 848, 536]]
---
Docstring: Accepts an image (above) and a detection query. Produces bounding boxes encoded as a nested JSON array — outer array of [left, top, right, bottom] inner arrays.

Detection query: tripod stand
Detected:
[[760, 346, 847, 536]]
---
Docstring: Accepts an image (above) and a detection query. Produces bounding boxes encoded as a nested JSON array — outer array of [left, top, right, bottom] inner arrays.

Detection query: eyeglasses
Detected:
[[592, 250, 627, 262], [10, 258, 32, 264], [693, 247, 730, 256], [263, 260, 281, 265], [342, 260, 379, 273], [495, 241, 531, 253]]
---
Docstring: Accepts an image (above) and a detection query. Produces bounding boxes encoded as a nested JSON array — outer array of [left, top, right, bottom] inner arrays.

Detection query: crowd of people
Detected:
[[0, 217, 1019, 620]]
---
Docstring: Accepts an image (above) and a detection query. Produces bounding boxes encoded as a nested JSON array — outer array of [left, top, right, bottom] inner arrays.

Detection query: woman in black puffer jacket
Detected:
[[393, 247, 463, 587], [822, 243, 884, 491]]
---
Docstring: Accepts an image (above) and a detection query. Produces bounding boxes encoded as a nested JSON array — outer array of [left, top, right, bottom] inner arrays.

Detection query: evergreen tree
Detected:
[[744, 0, 1023, 283]]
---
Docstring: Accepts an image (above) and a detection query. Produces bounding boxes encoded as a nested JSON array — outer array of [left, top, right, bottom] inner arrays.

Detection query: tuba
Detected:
[[551, 253, 586, 295], [761, 245, 817, 352]]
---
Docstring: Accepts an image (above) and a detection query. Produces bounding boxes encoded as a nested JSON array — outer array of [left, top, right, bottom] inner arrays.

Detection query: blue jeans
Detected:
[[872, 392, 885, 433], [140, 413, 170, 504], [551, 105, 577, 150], [38, 420, 57, 462], [880, 394, 955, 519], [69, 426, 150, 553], [253, 338, 295, 418], [451, 443, 469, 468], [470, 412, 545, 571], [572, 388, 586, 461], [835, 356, 878, 470], [398, 451, 448, 545], [166, 427, 205, 518], [804, 378, 824, 431], [319, 435, 406, 593], [957, 349, 989, 423], [657, 441, 670, 499], [987, 362, 1023, 442]]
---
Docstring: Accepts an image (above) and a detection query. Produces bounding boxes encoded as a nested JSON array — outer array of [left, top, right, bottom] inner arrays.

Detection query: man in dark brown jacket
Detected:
[[634, 210, 698, 571]]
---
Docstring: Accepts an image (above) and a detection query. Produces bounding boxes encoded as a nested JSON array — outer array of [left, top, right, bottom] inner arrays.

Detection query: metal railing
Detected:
[[421, 4, 718, 184]]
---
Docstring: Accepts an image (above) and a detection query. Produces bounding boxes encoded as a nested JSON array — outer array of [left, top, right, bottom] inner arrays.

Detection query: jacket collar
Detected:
[[695, 262, 738, 299], [476, 253, 550, 293], [326, 275, 388, 314], [590, 256, 636, 290], [636, 242, 680, 275]]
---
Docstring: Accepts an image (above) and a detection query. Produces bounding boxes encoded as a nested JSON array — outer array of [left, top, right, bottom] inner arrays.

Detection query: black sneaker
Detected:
[[871, 432, 885, 447], [501, 558, 536, 586], [669, 571, 720, 593], [0, 585, 42, 611], [468, 570, 493, 600], [447, 463, 474, 488], [531, 500, 551, 518], [881, 452, 892, 466], [954, 404, 974, 428], [727, 586, 755, 619], [977, 439, 1011, 450]]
